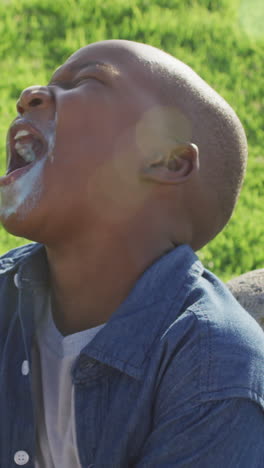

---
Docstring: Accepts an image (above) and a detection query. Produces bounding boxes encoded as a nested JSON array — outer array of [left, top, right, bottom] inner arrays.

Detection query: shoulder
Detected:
[[158, 268, 264, 411], [0, 243, 41, 276]]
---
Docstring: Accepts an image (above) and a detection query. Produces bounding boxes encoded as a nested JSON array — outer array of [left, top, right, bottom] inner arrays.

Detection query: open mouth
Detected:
[[6, 121, 47, 177]]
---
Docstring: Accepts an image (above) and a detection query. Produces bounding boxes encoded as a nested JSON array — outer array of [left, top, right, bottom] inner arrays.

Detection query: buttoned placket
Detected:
[[12, 271, 35, 467]]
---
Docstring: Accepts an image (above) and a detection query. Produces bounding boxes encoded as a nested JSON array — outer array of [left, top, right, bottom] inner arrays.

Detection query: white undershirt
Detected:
[[32, 294, 105, 468]]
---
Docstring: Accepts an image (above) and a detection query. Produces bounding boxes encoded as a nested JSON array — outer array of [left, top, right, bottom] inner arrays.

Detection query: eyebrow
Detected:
[[52, 60, 120, 81], [69, 60, 117, 73]]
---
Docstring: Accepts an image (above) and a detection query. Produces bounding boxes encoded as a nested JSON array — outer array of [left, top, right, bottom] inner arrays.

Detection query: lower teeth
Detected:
[[15, 142, 36, 163]]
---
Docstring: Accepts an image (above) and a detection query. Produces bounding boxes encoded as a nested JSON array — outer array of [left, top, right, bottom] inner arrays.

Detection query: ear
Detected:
[[141, 143, 199, 185]]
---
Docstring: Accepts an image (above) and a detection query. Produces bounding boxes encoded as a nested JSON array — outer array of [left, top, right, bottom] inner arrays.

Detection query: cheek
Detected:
[[54, 89, 129, 165], [55, 119, 110, 165], [48, 90, 149, 203]]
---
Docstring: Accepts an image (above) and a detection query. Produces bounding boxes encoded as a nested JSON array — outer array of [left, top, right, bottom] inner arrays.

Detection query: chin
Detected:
[[0, 158, 47, 240], [0, 198, 37, 240], [0, 198, 47, 244], [1, 212, 36, 242]]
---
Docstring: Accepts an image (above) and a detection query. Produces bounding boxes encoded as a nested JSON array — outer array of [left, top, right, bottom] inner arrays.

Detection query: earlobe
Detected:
[[141, 143, 199, 185]]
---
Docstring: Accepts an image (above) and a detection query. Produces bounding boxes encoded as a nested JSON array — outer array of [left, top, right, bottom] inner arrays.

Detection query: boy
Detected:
[[0, 40, 264, 467]]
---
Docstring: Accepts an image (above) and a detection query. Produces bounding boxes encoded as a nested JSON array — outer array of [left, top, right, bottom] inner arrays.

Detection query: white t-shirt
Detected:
[[32, 294, 105, 468]]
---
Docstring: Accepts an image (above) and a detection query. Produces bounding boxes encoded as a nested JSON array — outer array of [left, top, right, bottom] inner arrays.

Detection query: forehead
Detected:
[[58, 42, 141, 78], [51, 41, 179, 129], [53, 40, 166, 89]]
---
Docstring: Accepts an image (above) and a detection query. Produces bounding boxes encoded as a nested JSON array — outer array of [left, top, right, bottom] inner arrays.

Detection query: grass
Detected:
[[0, 0, 263, 280]]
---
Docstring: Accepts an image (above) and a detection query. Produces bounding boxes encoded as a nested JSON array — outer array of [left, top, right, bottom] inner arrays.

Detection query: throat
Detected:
[[51, 292, 108, 335]]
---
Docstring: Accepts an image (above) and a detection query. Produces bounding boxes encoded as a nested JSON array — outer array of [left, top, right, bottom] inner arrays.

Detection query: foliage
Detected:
[[0, 0, 263, 280]]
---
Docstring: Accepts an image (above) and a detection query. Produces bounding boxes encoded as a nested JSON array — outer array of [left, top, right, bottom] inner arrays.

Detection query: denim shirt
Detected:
[[0, 243, 264, 467]]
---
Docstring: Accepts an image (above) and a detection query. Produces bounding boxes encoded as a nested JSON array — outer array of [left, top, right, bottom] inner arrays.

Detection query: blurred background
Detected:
[[0, 0, 263, 280]]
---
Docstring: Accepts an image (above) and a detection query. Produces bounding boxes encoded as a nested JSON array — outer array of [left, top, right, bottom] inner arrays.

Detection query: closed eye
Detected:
[[48, 80, 72, 89], [73, 77, 100, 86], [49, 76, 101, 89]]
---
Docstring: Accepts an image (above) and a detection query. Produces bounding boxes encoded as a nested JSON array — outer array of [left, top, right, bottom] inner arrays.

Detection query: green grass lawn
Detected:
[[0, 0, 263, 280]]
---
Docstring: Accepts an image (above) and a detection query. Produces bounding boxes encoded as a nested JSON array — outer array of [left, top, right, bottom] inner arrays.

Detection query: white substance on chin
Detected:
[[0, 159, 46, 219], [0, 112, 57, 220]]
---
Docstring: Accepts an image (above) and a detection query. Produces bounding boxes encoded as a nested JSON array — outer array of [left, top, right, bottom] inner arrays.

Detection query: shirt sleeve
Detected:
[[134, 398, 264, 467]]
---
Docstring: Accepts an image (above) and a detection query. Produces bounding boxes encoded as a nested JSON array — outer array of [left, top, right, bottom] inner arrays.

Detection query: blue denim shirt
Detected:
[[1, 243, 264, 467]]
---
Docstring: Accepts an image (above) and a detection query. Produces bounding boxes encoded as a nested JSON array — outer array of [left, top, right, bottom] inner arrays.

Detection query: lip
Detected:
[[0, 118, 48, 187], [0, 166, 33, 187]]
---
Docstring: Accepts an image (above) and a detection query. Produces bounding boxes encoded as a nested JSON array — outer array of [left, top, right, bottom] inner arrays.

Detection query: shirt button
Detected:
[[14, 273, 19, 288], [14, 450, 30, 465], [21, 360, 29, 376]]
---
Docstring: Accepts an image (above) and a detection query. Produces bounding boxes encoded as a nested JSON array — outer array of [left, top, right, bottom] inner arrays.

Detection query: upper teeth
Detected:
[[14, 130, 30, 140]]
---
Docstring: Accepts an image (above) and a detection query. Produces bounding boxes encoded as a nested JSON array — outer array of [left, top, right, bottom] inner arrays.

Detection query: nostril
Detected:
[[29, 98, 42, 107]]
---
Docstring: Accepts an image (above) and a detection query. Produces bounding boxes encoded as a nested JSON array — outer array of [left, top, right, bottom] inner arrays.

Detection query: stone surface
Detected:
[[227, 269, 264, 329]]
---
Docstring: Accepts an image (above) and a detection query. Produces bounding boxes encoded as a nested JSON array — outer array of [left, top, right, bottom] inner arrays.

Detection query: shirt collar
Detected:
[[78, 245, 203, 380], [13, 243, 49, 289], [15, 243, 203, 380]]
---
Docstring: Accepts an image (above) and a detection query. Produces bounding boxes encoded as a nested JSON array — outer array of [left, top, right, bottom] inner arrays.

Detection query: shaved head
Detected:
[[102, 41, 247, 248], [136, 42, 248, 226], [74, 40, 247, 248], [106, 40, 248, 243]]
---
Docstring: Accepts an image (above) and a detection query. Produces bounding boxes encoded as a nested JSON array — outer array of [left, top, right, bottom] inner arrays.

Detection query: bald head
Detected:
[[136, 42, 248, 238], [132, 44, 247, 248], [109, 41, 248, 241], [71, 40, 247, 248], [62, 40, 248, 250]]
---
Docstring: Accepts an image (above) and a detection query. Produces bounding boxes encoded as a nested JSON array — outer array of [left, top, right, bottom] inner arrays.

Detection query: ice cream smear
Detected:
[[0, 115, 57, 219], [0, 159, 46, 219]]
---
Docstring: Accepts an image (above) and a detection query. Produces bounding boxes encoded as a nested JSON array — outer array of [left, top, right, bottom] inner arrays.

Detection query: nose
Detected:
[[16, 85, 53, 114]]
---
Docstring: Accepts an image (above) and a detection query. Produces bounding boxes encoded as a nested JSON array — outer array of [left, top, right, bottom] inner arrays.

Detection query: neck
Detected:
[[45, 224, 171, 335]]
